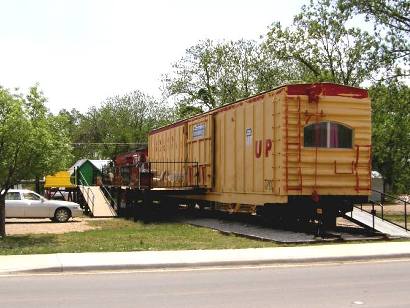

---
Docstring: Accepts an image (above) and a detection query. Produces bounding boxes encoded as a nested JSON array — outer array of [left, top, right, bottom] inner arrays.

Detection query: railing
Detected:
[[100, 184, 118, 211], [355, 189, 409, 231], [100, 161, 200, 189], [77, 170, 96, 213], [146, 161, 200, 189]]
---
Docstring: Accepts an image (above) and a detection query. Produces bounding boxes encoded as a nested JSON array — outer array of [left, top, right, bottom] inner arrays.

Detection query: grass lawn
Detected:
[[378, 214, 409, 225], [0, 219, 280, 255]]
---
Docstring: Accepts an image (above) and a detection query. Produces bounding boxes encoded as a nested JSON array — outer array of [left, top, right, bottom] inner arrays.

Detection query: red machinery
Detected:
[[108, 148, 149, 187]]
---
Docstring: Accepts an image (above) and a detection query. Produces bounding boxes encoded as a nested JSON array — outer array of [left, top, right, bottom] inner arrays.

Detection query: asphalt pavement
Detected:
[[1, 259, 410, 307]]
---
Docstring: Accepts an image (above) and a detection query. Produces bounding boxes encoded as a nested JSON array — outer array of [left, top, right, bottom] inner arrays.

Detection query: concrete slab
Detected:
[[0, 254, 62, 273]]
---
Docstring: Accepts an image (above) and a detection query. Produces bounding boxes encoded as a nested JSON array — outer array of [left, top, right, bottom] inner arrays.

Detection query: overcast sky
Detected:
[[0, 0, 306, 113]]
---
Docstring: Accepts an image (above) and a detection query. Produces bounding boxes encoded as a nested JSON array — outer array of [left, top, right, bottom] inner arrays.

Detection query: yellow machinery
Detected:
[[44, 171, 76, 189]]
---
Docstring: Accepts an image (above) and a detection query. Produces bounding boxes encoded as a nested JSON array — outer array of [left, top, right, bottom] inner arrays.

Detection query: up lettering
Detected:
[[255, 139, 272, 158], [265, 139, 272, 157], [255, 140, 262, 158]]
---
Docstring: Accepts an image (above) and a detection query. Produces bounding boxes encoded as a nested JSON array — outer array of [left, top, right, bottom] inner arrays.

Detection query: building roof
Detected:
[[89, 159, 111, 170], [372, 171, 383, 179], [68, 159, 111, 174]]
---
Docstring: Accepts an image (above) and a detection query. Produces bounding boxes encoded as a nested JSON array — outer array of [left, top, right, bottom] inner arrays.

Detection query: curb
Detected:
[[4, 252, 410, 275]]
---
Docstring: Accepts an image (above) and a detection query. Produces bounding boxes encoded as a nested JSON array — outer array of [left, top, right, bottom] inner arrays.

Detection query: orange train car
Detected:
[[148, 83, 371, 224]]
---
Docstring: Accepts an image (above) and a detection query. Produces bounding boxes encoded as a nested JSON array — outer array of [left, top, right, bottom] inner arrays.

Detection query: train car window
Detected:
[[304, 122, 352, 148], [304, 122, 328, 147], [329, 122, 352, 148]]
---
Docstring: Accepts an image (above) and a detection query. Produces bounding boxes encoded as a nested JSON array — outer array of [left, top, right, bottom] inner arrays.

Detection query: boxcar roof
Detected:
[[150, 82, 368, 136]]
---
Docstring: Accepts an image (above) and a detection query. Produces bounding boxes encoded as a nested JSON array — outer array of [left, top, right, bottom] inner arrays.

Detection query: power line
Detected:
[[72, 142, 147, 146]]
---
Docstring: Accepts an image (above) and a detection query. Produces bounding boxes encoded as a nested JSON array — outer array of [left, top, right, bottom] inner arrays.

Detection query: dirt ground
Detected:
[[359, 203, 407, 215], [5, 217, 111, 236]]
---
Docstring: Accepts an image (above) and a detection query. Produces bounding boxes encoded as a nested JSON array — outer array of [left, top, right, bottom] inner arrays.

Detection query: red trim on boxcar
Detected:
[[150, 83, 368, 136], [287, 83, 368, 98]]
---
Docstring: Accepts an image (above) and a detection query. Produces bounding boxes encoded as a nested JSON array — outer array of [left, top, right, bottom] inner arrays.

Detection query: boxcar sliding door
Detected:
[[186, 115, 214, 188]]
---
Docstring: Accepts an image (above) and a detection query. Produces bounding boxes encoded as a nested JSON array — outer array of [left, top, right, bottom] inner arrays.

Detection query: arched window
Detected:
[[304, 122, 352, 148]]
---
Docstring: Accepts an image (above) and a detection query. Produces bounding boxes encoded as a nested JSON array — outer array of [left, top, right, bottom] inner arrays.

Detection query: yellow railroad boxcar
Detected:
[[148, 83, 371, 224]]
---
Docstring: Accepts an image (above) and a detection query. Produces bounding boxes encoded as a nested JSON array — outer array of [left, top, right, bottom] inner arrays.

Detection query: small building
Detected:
[[371, 171, 384, 202], [69, 159, 111, 186]]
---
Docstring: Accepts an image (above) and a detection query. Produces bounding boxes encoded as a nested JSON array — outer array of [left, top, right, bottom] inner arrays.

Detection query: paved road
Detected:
[[1, 260, 410, 307]]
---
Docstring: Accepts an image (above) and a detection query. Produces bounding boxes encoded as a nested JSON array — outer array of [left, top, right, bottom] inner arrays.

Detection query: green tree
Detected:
[[339, 0, 410, 78], [71, 90, 173, 161], [252, 44, 303, 92], [371, 81, 410, 193], [58, 108, 84, 139], [163, 39, 294, 119], [264, 0, 383, 86], [162, 39, 226, 117], [0, 86, 72, 237]]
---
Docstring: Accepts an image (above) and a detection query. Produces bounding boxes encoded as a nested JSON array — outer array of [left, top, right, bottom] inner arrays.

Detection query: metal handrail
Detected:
[[371, 189, 409, 204], [77, 171, 96, 213], [100, 184, 117, 210], [371, 189, 408, 230], [355, 189, 409, 231]]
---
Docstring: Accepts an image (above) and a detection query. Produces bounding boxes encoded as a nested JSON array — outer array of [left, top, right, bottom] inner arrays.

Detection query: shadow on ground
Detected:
[[5, 219, 82, 225], [0, 234, 56, 251]]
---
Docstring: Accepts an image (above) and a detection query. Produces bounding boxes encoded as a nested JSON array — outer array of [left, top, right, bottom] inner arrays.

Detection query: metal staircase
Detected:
[[345, 190, 410, 238], [77, 171, 117, 217], [79, 185, 117, 217]]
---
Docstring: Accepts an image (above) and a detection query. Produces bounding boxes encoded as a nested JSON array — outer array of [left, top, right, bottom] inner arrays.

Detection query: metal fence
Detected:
[[357, 189, 409, 231], [146, 161, 199, 189], [101, 161, 200, 189]]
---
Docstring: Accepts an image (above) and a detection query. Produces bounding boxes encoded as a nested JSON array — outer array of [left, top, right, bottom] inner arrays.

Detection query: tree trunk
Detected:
[[35, 176, 40, 194], [0, 194, 5, 238]]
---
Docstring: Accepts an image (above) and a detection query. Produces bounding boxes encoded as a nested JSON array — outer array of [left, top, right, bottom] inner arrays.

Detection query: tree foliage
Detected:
[[66, 91, 173, 161], [264, 0, 384, 86], [162, 39, 298, 119], [164, 0, 392, 120], [339, 0, 410, 77], [0, 86, 72, 237], [163, 39, 240, 117], [371, 81, 410, 193]]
